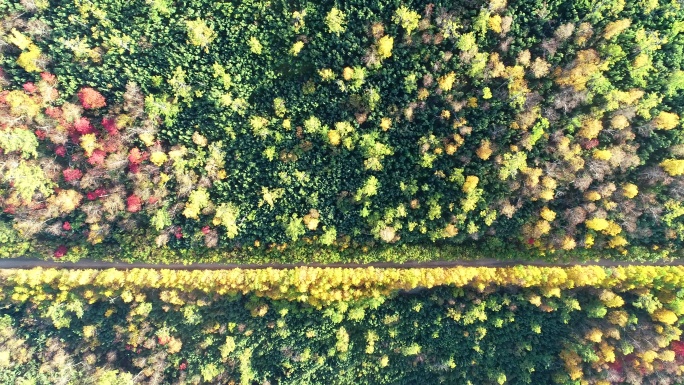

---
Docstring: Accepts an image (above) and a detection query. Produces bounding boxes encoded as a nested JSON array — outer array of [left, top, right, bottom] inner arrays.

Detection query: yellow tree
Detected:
[[556, 50, 601, 91]]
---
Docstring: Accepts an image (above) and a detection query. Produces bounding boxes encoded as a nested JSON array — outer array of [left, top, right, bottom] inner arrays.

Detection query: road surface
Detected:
[[0, 257, 682, 270]]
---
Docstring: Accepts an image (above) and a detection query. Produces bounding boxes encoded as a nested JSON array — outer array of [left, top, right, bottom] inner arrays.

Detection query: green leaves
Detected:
[[0, 127, 38, 159], [355, 176, 379, 202], [185, 18, 216, 49], [325, 8, 347, 36], [285, 214, 305, 242], [392, 6, 420, 35], [1, 0, 684, 256], [151, 207, 173, 231]]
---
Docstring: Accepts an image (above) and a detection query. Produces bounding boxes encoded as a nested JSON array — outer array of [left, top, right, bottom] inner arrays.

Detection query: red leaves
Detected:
[[673, 341, 684, 359], [62, 222, 72, 231], [179, 361, 187, 371], [87, 188, 106, 201], [45, 106, 62, 119], [174, 228, 183, 239], [29, 202, 46, 210], [128, 148, 146, 165], [55, 145, 67, 157], [54, 245, 68, 258], [127, 194, 142, 213], [128, 148, 148, 173], [87, 149, 106, 166], [583, 138, 599, 150], [100, 141, 119, 154], [77, 87, 106, 110], [22, 82, 37, 93], [201, 226, 211, 235], [40, 72, 56, 85], [527, 238, 535, 245], [74, 117, 95, 135], [62, 168, 83, 182], [607, 357, 623, 373], [101, 117, 118, 135], [123, 344, 142, 354]]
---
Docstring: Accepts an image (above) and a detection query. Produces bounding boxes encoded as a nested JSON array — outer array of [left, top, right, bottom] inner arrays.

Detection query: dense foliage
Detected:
[[4, 4, 684, 383], [1, 0, 684, 261], [1, 267, 683, 384]]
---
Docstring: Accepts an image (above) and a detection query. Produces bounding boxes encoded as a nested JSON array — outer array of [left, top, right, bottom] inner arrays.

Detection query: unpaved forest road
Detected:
[[0, 257, 683, 270]]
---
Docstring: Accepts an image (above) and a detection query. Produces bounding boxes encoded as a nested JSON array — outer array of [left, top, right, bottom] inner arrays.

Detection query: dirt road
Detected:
[[0, 257, 682, 270]]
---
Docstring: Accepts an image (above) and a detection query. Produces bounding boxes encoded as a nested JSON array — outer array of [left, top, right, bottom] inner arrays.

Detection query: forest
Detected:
[[0, 0, 684, 385], [0, 0, 683, 262], [1, 266, 683, 384], [1, 1, 684, 384]]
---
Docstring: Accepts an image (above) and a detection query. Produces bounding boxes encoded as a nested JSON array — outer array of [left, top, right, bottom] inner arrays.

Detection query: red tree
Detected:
[[87, 149, 106, 166], [54, 245, 68, 258], [63, 168, 83, 182], [127, 195, 142, 212], [74, 117, 95, 135], [78, 87, 106, 109]]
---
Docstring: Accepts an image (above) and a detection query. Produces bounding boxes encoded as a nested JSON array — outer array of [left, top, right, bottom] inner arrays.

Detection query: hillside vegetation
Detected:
[[0, 266, 683, 384], [0, 0, 683, 261]]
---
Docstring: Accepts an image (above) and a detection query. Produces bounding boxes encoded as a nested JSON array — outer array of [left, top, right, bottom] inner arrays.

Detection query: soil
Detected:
[[0, 257, 682, 270]]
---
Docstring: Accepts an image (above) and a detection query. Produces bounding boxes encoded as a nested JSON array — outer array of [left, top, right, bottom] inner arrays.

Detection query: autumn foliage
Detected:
[[0, 74, 235, 258], [1, 0, 684, 262], [0, 266, 682, 383], [77, 87, 106, 110]]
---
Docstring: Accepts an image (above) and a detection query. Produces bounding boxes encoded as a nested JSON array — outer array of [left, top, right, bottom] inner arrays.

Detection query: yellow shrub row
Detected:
[[2, 265, 683, 306]]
